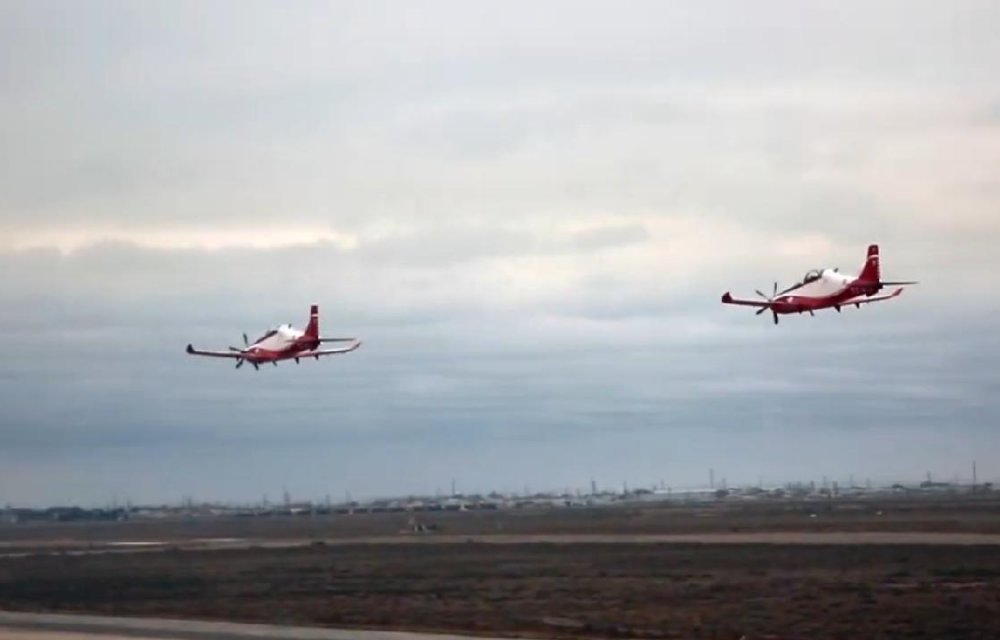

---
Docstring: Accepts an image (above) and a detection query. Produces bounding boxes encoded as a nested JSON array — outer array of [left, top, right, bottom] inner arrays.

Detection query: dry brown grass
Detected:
[[3, 499, 1000, 639]]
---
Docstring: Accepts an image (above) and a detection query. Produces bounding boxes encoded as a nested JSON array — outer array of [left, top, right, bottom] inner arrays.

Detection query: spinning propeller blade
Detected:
[[751, 282, 780, 325], [228, 346, 247, 370]]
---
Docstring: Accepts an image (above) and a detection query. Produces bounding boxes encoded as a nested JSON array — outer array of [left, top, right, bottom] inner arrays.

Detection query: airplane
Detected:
[[721, 244, 917, 324], [186, 305, 361, 369]]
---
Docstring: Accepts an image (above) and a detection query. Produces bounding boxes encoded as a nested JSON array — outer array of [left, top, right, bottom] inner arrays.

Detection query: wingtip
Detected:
[[721, 292, 733, 303], [185, 344, 194, 354]]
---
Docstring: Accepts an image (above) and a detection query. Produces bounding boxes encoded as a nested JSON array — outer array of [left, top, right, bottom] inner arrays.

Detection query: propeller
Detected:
[[228, 346, 246, 369], [230, 333, 252, 370], [754, 282, 780, 325]]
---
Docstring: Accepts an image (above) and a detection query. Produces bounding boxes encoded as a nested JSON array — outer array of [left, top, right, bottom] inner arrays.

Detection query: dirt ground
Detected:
[[4, 496, 1000, 550], [2, 499, 1000, 639]]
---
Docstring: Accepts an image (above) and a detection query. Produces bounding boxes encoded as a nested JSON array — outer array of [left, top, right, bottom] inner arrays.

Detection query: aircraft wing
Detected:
[[842, 287, 904, 306], [185, 344, 242, 358], [297, 340, 362, 358], [720, 292, 771, 308]]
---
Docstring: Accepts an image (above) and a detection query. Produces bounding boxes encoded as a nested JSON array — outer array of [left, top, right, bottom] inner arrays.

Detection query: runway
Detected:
[[0, 611, 506, 640], [3, 530, 1000, 559]]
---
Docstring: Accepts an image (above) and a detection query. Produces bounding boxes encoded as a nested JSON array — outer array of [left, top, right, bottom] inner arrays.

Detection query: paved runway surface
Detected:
[[0, 612, 504, 640], [4, 531, 1000, 558]]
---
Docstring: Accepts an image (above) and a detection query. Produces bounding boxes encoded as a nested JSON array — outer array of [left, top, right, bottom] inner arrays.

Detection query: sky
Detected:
[[2, 0, 999, 506]]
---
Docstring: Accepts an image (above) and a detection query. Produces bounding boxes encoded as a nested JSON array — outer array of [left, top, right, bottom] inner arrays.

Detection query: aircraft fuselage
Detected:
[[769, 269, 880, 315], [242, 324, 320, 364]]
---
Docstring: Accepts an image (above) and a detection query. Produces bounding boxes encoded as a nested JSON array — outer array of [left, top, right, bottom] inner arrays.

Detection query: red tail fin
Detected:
[[304, 305, 319, 339], [859, 244, 880, 283]]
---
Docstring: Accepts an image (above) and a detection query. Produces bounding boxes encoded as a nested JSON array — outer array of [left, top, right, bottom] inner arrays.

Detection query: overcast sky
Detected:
[[2, 1, 999, 506]]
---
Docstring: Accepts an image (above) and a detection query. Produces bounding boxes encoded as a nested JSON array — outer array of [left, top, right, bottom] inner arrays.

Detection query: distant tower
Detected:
[[973, 461, 978, 486], [710, 468, 715, 490], [591, 479, 597, 495]]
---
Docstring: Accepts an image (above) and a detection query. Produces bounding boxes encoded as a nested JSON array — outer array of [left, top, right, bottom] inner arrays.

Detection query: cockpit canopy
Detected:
[[802, 269, 823, 284], [257, 324, 294, 342]]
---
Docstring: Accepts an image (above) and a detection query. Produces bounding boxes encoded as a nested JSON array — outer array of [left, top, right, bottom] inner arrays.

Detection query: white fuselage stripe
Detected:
[[781, 270, 855, 300]]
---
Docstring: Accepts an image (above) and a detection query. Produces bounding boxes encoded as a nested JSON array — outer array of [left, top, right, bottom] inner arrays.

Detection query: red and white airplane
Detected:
[[721, 244, 917, 324], [186, 305, 361, 369]]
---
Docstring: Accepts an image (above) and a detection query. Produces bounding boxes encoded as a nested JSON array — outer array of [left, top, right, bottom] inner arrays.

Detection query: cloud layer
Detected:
[[2, 1, 999, 504]]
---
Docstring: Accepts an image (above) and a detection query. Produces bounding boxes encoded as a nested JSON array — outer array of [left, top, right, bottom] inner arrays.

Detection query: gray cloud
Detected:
[[2, 0, 999, 504]]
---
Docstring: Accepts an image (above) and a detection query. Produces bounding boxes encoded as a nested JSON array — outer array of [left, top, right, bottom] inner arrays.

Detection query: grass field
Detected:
[[2, 498, 1000, 639]]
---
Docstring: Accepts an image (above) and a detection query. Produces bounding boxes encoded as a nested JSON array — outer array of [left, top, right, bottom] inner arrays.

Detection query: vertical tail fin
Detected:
[[859, 244, 880, 283], [304, 304, 319, 339]]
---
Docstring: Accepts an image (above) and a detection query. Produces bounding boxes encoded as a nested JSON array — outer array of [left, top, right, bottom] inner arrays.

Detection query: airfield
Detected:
[[2, 495, 1000, 640]]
